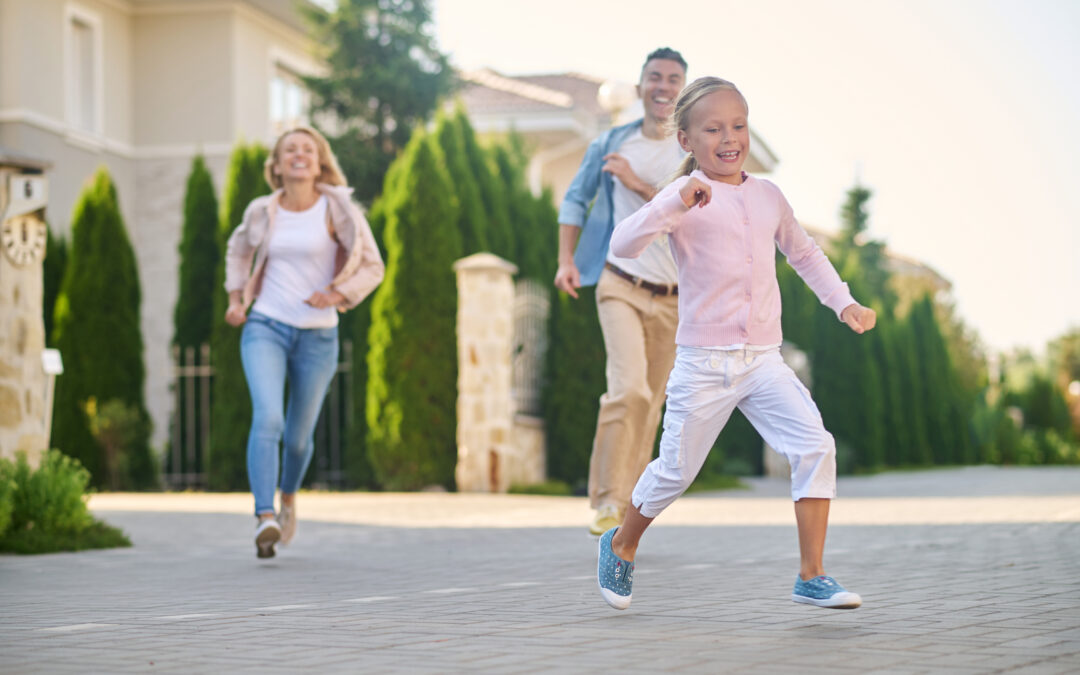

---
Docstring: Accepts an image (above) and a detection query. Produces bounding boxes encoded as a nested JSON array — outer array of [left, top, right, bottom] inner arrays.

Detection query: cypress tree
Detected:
[[207, 143, 270, 490], [42, 224, 67, 347], [433, 111, 489, 255], [908, 295, 958, 464], [173, 155, 220, 348], [543, 288, 606, 488], [169, 155, 219, 480], [365, 131, 462, 490], [456, 109, 515, 260], [893, 314, 932, 464], [873, 321, 911, 466], [51, 168, 155, 488]]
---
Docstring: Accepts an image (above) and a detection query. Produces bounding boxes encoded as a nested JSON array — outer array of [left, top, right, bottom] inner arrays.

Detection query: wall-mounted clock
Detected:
[[1, 215, 47, 266]]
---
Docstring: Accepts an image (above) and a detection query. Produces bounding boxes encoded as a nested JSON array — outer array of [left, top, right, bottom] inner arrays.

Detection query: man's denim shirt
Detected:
[[557, 119, 643, 287]]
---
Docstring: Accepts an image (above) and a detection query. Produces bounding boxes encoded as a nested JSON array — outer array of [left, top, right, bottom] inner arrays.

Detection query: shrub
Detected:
[[0, 460, 15, 538], [0, 451, 130, 554]]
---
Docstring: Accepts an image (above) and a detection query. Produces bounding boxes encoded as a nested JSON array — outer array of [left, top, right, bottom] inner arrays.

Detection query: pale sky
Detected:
[[432, 0, 1079, 355]]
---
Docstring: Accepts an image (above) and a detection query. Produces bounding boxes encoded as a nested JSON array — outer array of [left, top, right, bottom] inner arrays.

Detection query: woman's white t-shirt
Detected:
[[251, 196, 339, 329]]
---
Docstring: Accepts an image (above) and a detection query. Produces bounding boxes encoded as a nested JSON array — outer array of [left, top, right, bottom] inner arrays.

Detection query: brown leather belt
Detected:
[[605, 262, 678, 296]]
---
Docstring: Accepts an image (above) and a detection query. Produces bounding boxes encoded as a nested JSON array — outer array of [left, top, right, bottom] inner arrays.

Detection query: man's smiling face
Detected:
[[638, 58, 686, 125]]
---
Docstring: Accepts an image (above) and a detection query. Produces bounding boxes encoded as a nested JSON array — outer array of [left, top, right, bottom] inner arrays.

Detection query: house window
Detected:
[[270, 65, 308, 135], [65, 6, 102, 135]]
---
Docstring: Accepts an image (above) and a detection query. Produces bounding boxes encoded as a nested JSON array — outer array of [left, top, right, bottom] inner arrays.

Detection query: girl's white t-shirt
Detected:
[[606, 128, 684, 286], [251, 196, 339, 329]]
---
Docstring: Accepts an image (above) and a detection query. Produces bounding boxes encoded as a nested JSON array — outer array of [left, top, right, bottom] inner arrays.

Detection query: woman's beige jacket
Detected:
[[224, 183, 384, 312]]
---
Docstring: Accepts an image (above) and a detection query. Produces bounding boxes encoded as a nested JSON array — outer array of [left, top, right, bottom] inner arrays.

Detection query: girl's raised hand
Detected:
[[840, 303, 877, 334], [679, 177, 711, 209]]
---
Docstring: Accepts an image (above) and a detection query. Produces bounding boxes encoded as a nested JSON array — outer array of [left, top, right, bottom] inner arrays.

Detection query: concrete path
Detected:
[[2, 465, 1079, 673]]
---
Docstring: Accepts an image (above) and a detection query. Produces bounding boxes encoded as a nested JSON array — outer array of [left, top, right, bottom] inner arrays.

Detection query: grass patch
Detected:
[[684, 473, 747, 494], [508, 480, 573, 496], [0, 519, 130, 555]]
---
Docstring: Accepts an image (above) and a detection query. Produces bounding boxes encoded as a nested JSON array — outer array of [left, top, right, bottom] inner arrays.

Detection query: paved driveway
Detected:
[[2, 466, 1079, 673]]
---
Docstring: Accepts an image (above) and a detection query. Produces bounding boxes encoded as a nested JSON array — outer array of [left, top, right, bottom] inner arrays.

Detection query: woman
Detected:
[[224, 126, 384, 558]]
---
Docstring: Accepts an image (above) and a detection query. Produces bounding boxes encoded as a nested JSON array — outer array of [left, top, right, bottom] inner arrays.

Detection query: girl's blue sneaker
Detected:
[[792, 575, 862, 609], [597, 527, 633, 610]]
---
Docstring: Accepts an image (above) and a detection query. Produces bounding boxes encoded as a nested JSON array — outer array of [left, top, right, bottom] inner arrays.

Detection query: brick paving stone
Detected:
[[2, 466, 1080, 673]]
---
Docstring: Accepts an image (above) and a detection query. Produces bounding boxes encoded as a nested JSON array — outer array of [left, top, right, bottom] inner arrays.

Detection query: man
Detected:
[[554, 47, 687, 535]]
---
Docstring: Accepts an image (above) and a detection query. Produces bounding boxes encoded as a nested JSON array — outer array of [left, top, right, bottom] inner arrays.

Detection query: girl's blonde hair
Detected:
[[264, 125, 347, 189], [661, 77, 749, 188]]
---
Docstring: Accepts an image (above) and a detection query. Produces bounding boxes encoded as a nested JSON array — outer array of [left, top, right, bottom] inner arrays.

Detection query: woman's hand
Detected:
[[225, 302, 247, 327], [305, 289, 346, 309], [679, 177, 711, 209], [841, 303, 877, 334]]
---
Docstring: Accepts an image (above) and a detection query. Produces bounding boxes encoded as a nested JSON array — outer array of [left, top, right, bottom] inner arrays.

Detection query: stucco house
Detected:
[[0, 0, 323, 447]]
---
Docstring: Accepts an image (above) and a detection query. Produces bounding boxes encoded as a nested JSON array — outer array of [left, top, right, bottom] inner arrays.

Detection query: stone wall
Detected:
[[454, 253, 545, 492], [0, 174, 48, 464]]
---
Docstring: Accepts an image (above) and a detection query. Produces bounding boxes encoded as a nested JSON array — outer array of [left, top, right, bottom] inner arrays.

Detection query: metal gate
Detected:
[[165, 340, 352, 489]]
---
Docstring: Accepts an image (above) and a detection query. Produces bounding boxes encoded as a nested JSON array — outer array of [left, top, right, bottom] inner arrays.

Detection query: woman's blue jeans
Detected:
[[240, 312, 339, 516]]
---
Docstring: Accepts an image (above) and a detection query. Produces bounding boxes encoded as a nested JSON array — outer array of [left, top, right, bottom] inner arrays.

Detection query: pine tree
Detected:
[[51, 168, 155, 488], [433, 111, 489, 255], [365, 131, 462, 490], [301, 0, 454, 202], [207, 143, 270, 490], [836, 185, 896, 315]]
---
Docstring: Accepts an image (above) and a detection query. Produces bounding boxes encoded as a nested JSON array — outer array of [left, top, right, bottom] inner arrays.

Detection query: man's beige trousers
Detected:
[[588, 267, 679, 511]]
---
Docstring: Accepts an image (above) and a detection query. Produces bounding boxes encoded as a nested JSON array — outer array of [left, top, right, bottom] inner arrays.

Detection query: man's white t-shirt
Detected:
[[606, 128, 685, 285], [251, 196, 339, 329]]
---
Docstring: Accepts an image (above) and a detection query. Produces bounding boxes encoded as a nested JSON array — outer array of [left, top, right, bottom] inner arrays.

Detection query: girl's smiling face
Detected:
[[677, 89, 750, 186]]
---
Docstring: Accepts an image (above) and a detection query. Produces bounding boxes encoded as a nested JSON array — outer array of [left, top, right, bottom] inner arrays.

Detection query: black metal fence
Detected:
[[165, 340, 353, 489]]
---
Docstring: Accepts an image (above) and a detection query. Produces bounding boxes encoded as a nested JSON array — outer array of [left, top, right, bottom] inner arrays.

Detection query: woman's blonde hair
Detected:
[[661, 77, 748, 187], [264, 125, 347, 189]]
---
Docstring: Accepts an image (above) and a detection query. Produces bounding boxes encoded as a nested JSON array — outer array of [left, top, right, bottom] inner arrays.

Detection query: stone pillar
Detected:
[[453, 253, 518, 493], [763, 341, 812, 479], [0, 154, 52, 466]]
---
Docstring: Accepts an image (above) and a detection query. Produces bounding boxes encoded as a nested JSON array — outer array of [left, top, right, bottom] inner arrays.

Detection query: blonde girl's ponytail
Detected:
[[658, 76, 747, 189]]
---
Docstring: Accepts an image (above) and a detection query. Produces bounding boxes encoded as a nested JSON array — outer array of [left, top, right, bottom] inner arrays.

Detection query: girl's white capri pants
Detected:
[[632, 345, 837, 518]]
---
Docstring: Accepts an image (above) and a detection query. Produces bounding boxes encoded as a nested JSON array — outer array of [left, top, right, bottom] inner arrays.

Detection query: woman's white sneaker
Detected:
[[255, 519, 281, 559]]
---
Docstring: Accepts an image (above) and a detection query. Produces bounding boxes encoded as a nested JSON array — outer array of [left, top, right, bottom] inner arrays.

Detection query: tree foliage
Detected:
[[301, 0, 455, 202]]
